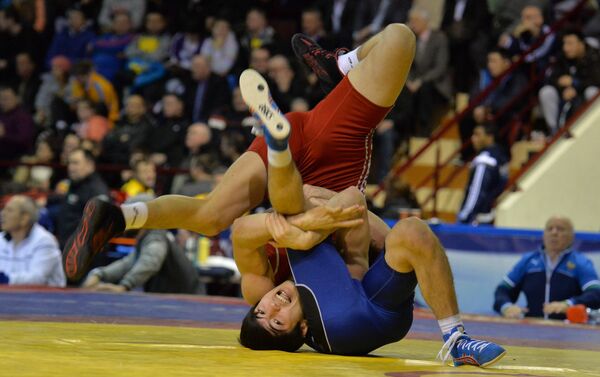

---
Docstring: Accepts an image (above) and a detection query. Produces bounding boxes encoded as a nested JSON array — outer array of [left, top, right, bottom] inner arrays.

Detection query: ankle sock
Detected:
[[121, 202, 148, 230], [337, 47, 360, 75], [438, 315, 464, 336]]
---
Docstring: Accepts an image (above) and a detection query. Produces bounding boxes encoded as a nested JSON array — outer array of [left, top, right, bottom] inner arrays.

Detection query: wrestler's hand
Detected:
[[266, 212, 324, 250], [294, 204, 365, 231]]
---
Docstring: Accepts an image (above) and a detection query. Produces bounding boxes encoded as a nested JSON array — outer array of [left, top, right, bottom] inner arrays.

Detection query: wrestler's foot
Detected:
[[239, 69, 290, 151], [63, 197, 125, 280], [437, 326, 506, 367], [292, 33, 348, 94]]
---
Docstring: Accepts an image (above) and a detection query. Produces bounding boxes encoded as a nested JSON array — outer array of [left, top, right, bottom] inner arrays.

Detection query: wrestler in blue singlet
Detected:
[[288, 240, 418, 355]]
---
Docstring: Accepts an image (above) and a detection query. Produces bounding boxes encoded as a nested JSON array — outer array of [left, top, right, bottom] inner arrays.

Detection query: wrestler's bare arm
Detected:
[[302, 184, 391, 250], [231, 208, 363, 304]]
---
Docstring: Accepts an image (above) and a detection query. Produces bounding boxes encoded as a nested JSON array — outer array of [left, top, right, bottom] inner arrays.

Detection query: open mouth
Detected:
[[275, 290, 291, 304]]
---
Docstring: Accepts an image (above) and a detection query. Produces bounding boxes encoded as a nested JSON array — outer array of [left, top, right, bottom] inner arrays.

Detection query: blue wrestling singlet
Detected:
[[288, 241, 417, 355]]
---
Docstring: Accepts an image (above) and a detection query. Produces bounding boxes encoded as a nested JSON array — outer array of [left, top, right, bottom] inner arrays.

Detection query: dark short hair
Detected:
[[561, 27, 585, 42], [239, 305, 305, 352], [475, 123, 498, 139], [488, 47, 511, 61], [72, 61, 93, 76], [70, 147, 96, 163]]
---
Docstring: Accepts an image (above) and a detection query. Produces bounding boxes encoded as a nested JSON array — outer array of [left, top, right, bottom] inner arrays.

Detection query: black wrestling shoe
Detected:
[[62, 197, 125, 280], [291, 33, 348, 94]]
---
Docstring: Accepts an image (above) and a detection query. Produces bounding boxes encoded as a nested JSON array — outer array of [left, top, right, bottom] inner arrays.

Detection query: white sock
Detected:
[[267, 146, 292, 168], [337, 47, 360, 75], [121, 202, 148, 230], [438, 315, 464, 336]]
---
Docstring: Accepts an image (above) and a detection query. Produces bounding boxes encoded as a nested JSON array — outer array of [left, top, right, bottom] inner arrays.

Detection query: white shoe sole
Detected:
[[239, 69, 290, 141]]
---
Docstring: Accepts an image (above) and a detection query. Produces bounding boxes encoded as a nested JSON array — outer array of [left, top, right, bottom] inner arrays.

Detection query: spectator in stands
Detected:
[[249, 47, 271, 76], [59, 133, 80, 166], [125, 11, 170, 63], [490, 0, 546, 40], [68, 61, 120, 123], [186, 54, 231, 123], [313, 0, 358, 48], [398, 7, 451, 136], [53, 148, 110, 248], [34, 55, 71, 128], [0, 195, 66, 287], [353, 0, 412, 44], [12, 52, 40, 114], [176, 154, 219, 197], [121, 158, 157, 199], [456, 124, 508, 224], [538, 29, 600, 135], [301, 7, 335, 50], [91, 11, 135, 82], [211, 87, 257, 145], [237, 8, 278, 70], [0, 7, 42, 82], [45, 5, 95, 69], [441, 0, 492, 93], [0, 85, 35, 161], [267, 55, 307, 113], [98, 0, 146, 32], [141, 93, 189, 167], [220, 130, 247, 166], [101, 95, 154, 166], [13, 132, 60, 192], [459, 48, 527, 160], [168, 19, 203, 72], [82, 194, 200, 294], [498, 4, 556, 68], [171, 122, 218, 194], [74, 99, 110, 143], [200, 18, 239, 76], [124, 11, 170, 91], [494, 216, 600, 320]]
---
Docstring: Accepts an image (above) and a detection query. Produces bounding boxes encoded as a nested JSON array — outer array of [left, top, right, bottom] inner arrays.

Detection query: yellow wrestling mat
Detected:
[[2, 321, 599, 377]]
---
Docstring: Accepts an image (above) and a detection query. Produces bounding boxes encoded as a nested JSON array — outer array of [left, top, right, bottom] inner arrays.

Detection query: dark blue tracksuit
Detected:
[[494, 247, 600, 319]]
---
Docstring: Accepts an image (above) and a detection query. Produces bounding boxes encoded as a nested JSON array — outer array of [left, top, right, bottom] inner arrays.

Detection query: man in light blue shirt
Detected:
[[0, 196, 65, 287]]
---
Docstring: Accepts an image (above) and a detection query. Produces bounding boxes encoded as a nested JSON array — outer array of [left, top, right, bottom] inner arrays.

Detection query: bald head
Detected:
[[543, 216, 574, 255], [191, 55, 211, 81], [1, 195, 39, 233], [185, 122, 212, 151]]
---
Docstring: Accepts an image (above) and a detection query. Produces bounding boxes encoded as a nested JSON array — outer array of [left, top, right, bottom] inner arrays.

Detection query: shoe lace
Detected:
[[436, 331, 461, 365], [436, 332, 491, 365]]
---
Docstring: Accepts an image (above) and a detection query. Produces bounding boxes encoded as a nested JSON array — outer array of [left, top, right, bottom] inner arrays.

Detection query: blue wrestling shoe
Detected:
[[437, 326, 506, 367], [239, 69, 290, 151]]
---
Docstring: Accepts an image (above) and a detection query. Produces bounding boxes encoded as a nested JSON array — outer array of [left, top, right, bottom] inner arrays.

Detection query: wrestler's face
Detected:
[[255, 281, 307, 335]]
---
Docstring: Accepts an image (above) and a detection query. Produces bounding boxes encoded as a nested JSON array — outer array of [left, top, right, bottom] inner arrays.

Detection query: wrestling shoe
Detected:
[[63, 197, 125, 280], [239, 68, 290, 151], [437, 326, 506, 367], [291, 33, 348, 94]]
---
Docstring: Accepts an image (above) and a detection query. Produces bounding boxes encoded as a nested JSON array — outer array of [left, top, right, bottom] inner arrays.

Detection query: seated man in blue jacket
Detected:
[[494, 216, 600, 320]]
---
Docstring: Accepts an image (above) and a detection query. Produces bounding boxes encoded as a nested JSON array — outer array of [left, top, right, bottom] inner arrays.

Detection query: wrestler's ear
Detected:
[[300, 320, 309, 337]]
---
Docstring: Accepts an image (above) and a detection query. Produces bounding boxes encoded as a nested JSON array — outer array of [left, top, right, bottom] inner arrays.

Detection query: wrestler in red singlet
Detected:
[[248, 76, 391, 193], [264, 244, 291, 285]]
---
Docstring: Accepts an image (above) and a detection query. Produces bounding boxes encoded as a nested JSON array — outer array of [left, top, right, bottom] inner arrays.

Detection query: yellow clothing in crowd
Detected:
[[71, 72, 120, 123], [121, 178, 155, 198]]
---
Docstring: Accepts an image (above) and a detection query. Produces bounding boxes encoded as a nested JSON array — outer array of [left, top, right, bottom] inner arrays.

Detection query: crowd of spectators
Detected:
[[0, 1, 599, 304]]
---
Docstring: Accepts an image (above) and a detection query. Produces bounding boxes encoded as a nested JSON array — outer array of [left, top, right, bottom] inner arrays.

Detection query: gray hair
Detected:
[[12, 195, 40, 225], [409, 7, 430, 22]]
